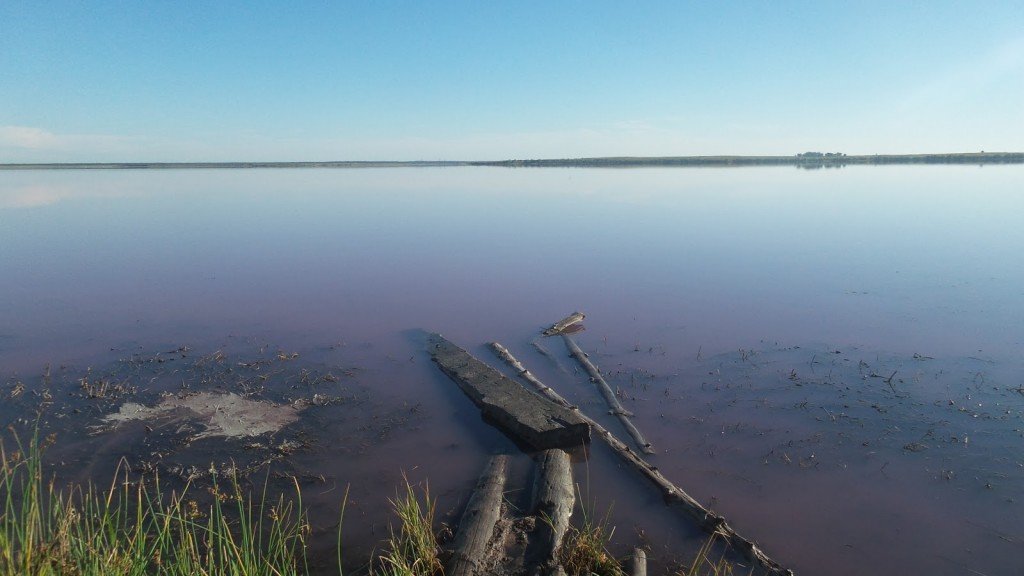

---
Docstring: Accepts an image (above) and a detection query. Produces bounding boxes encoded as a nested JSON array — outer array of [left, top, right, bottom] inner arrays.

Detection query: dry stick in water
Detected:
[[561, 334, 655, 455], [630, 548, 647, 576], [447, 455, 510, 576], [489, 342, 794, 576]]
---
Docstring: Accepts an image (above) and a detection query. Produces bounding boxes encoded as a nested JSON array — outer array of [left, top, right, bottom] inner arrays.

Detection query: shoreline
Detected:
[[2, 152, 1023, 170]]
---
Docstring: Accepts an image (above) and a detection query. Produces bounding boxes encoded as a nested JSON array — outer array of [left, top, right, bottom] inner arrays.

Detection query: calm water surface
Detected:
[[1, 166, 1022, 574]]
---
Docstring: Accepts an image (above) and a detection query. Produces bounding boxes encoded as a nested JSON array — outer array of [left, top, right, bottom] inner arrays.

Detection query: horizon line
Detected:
[[2, 151, 1024, 170]]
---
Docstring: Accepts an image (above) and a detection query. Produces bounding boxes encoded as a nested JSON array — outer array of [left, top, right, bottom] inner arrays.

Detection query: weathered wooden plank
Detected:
[[447, 455, 509, 576], [429, 333, 590, 451]]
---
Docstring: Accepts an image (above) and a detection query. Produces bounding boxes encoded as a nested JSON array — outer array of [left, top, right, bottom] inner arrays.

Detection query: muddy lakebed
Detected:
[[1, 165, 1023, 574]]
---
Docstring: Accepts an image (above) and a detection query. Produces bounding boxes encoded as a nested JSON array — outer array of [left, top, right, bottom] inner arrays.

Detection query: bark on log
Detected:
[[561, 335, 655, 455], [630, 548, 647, 576], [447, 455, 509, 576], [531, 449, 574, 572], [489, 342, 794, 576]]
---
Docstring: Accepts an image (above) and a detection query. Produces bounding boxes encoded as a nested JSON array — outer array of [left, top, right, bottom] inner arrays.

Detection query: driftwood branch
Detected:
[[561, 335, 654, 454], [490, 342, 793, 576], [447, 455, 509, 576]]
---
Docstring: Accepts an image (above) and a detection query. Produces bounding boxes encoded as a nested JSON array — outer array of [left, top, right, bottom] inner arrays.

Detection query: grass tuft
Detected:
[[558, 501, 624, 576], [677, 534, 742, 576], [374, 476, 441, 576]]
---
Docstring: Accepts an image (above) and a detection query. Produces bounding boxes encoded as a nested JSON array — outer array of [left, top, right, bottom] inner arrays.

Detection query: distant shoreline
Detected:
[[2, 152, 1023, 170]]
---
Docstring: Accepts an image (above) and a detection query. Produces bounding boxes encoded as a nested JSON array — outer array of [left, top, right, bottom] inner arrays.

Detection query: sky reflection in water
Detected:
[[1, 165, 1021, 369], [1, 166, 1022, 575]]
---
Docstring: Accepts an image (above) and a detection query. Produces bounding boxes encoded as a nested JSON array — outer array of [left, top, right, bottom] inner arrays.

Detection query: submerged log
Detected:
[[531, 449, 575, 572], [429, 333, 590, 451], [542, 312, 586, 336], [490, 342, 794, 576], [561, 335, 654, 455], [447, 455, 510, 576], [530, 337, 570, 375]]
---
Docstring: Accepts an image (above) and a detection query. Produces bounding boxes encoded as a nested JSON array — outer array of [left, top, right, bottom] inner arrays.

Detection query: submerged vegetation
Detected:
[[677, 535, 741, 576]]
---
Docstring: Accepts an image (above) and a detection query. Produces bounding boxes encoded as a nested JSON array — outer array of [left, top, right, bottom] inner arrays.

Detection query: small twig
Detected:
[[884, 370, 898, 394], [821, 407, 836, 422]]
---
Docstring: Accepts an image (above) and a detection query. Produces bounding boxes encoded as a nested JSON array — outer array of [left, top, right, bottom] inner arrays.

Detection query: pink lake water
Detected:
[[1, 166, 1022, 574]]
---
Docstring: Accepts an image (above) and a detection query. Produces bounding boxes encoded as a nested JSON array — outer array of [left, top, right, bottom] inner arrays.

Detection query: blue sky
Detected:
[[1, 1, 1022, 161]]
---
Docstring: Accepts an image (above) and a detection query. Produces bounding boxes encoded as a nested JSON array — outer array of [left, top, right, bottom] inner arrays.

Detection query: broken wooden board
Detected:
[[428, 333, 590, 451], [542, 312, 585, 336]]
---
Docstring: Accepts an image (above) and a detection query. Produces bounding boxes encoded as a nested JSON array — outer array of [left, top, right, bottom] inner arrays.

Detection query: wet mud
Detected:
[[2, 335, 1020, 575], [585, 341, 1024, 575]]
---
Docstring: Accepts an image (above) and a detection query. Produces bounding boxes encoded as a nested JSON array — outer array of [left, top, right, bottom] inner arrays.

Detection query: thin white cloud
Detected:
[[0, 126, 138, 159], [0, 126, 62, 149], [899, 36, 1024, 113], [851, 35, 1024, 153]]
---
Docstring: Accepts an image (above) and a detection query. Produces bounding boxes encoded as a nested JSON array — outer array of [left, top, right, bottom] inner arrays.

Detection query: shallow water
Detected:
[[1, 165, 1022, 574]]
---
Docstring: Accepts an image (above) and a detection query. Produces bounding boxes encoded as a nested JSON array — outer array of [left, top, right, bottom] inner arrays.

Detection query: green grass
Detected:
[[558, 500, 624, 576], [0, 431, 441, 576], [556, 495, 741, 576], [373, 477, 441, 576], [0, 431, 309, 575]]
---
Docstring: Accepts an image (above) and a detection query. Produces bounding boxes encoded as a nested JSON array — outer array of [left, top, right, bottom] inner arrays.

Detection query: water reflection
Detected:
[[2, 166, 1022, 369], [1, 165, 1022, 574]]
